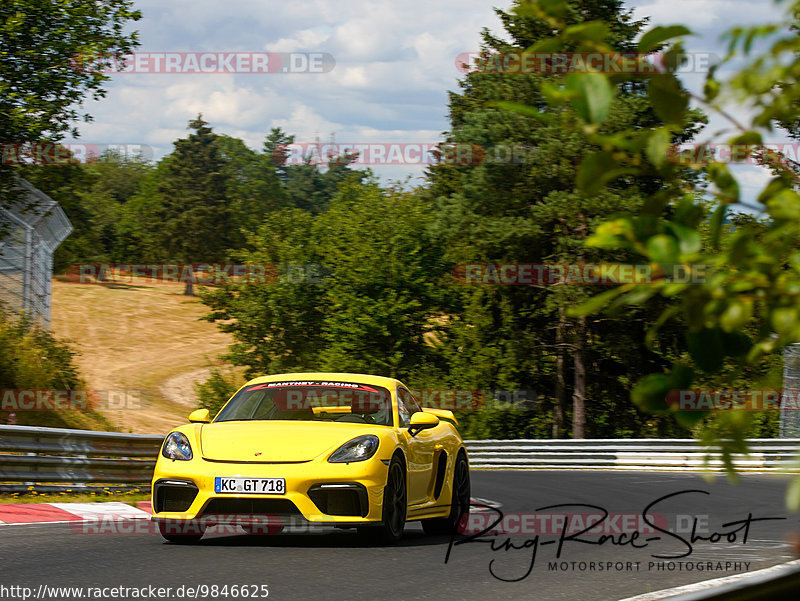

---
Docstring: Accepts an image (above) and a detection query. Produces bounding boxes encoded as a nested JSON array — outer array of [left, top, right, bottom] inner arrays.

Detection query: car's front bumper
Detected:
[[151, 455, 390, 526]]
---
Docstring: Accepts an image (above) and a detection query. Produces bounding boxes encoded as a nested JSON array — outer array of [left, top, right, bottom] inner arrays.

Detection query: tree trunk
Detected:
[[572, 315, 586, 439], [553, 308, 567, 438], [183, 264, 195, 296], [571, 215, 588, 439]]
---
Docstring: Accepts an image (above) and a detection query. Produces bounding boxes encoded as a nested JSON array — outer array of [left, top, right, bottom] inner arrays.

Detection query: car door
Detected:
[[397, 386, 436, 505]]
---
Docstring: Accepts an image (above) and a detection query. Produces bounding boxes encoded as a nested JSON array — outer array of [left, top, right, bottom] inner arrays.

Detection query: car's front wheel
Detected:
[[422, 452, 470, 536], [359, 455, 406, 543]]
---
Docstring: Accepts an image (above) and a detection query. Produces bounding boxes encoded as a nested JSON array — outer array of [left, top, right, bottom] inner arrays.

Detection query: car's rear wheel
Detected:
[[422, 452, 470, 536], [359, 456, 406, 543], [158, 520, 205, 544]]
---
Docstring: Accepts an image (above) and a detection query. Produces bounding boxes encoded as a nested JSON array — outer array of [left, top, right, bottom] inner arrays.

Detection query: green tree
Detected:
[[20, 149, 153, 270], [201, 207, 327, 375], [314, 180, 444, 378], [116, 158, 172, 264], [137, 117, 234, 295], [17, 148, 100, 270], [501, 0, 800, 485], [264, 127, 367, 214], [0, 0, 140, 203], [218, 135, 286, 233], [263, 127, 295, 182], [85, 151, 153, 264], [201, 178, 445, 382], [426, 0, 702, 437]]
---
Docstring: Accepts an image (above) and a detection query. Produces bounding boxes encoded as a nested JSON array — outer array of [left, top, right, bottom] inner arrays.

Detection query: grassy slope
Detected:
[[49, 277, 236, 434]]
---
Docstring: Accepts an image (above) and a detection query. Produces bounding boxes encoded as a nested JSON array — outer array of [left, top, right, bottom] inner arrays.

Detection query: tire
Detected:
[[158, 520, 205, 544], [422, 452, 470, 536], [360, 455, 406, 543]]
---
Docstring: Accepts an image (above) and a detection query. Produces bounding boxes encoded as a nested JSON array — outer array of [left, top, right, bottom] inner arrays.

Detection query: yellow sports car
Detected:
[[151, 372, 470, 543]]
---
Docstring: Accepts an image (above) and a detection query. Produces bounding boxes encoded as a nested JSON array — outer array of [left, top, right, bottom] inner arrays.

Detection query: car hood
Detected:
[[199, 421, 377, 462]]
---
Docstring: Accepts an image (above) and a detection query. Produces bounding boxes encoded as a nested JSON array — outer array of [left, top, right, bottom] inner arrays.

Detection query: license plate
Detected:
[[214, 477, 286, 494]]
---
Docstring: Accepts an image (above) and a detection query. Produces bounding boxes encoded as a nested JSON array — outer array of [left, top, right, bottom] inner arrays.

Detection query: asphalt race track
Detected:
[[2, 471, 798, 601]]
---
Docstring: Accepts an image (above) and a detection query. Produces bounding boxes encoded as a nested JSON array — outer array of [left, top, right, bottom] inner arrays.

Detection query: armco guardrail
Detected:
[[464, 438, 800, 471], [0, 425, 163, 493], [2, 427, 800, 493]]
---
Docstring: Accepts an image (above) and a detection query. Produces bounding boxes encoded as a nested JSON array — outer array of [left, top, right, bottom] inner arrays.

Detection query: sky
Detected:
[[70, 0, 793, 204]]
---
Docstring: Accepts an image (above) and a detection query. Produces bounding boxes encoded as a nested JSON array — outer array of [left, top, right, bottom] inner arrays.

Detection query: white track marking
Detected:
[[469, 496, 502, 512], [618, 558, 800, 601], [48, 502, 150, 520]]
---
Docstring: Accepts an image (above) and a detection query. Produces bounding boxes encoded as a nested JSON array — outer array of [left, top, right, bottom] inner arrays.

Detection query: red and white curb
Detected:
[[0, 501, 151, 525]]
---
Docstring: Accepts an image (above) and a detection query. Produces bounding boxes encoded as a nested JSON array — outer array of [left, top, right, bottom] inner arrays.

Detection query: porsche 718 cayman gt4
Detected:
[[151, 373, 470, 543]]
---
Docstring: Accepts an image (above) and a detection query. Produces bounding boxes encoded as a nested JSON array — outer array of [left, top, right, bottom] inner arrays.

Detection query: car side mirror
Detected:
[[188, 409, 211, 423], [408, 412, 439, 437]]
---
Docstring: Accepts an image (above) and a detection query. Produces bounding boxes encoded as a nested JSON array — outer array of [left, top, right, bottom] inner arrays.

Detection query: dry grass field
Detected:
[[49, 277, 240, 434]]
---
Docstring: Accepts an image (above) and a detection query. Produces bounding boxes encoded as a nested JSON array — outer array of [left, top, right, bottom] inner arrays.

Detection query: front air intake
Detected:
[[153, 480, 199, 513], [200, 497, 302, 517], [307, 483, 368, 517]]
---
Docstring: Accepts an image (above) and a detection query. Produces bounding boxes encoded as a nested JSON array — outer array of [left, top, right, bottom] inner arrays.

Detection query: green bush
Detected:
[[456, 406, 553, 440], [0, 308, 111, 430], [195, 367, 242, 417]]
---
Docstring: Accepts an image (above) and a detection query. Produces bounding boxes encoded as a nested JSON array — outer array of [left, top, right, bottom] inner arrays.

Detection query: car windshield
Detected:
[[214, 380, 393, 426]]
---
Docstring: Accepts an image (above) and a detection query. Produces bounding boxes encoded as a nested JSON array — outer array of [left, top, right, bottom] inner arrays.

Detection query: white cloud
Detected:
[[161, 79, 272, 128], [634, 0, 732, 28], [69, 0, 793, 190], [269, 29, 332, 53], [731, 164, 774, 188], [338, 66, 370, 88], [72, 0, 509, 169], [272, 105, 342, 142]]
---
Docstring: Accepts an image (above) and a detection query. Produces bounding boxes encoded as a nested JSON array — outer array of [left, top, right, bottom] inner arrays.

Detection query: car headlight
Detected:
[[328, 435, 379, 463], [162, 432, 193, 461]]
